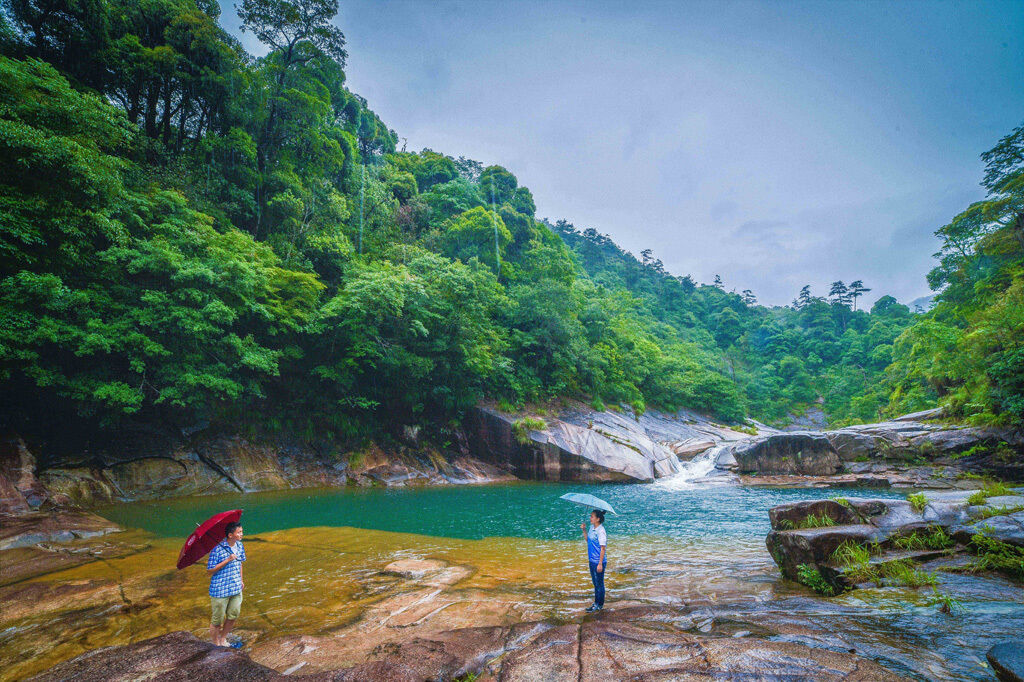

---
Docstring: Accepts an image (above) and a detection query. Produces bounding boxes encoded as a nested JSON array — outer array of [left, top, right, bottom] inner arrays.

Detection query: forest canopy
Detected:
[[1, 0, 1021, 446]]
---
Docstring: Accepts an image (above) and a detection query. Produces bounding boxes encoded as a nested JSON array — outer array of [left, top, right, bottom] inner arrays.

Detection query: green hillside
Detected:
[[1, 0, 1021, 448]]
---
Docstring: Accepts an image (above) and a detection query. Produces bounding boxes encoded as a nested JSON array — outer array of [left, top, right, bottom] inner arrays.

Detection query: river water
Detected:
[[3, 482, 1021, 681], [96, 482, 905, 541]]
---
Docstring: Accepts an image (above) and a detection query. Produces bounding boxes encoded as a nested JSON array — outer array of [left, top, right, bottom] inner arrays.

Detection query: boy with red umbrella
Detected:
[[206, 521, 246, 647]]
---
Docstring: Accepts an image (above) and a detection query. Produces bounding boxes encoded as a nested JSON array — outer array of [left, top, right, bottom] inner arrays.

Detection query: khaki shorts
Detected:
[[210, 594, 242, 626]]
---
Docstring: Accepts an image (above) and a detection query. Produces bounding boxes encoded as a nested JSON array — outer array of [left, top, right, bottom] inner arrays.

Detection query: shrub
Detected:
[[907, 492, 928, 512]]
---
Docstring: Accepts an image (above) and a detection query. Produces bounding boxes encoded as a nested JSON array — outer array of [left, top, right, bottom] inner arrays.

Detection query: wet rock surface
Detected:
[[767, 490, 1024, 589], [27, 606, 909, 682], [988, 641, 1024, 682]]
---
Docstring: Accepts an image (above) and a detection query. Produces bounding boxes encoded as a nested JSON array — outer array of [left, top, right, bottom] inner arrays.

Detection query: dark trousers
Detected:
[[589, 561, 606, 606]]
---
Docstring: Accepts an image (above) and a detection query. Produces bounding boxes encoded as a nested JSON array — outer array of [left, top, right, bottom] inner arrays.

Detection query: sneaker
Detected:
[[585, 604, 600, 613]]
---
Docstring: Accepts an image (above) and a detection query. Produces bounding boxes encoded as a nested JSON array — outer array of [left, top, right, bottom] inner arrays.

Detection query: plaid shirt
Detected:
[[207, 540, 245, 597]]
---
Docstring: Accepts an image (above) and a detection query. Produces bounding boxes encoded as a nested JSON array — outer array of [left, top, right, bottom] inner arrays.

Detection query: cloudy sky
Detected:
[[219, 0, 1024, 306]]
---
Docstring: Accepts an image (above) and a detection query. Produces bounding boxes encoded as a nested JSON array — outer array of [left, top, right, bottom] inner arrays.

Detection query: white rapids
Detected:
[[655, 444, 736, 490]]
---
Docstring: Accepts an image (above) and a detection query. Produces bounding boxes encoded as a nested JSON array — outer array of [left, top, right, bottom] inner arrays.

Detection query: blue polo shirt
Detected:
[[207, 540, 245, 597], [587, 525, 607, 564]]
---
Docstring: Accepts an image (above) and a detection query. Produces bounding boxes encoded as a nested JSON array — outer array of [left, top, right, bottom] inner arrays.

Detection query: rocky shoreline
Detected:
[[3, 406, 1023, 681], [3, 405, 1022, 518]]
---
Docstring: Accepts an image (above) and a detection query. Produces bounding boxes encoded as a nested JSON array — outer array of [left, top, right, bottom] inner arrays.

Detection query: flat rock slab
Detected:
[[988, 641, 1024, 682], [0, 510, 121, 551], [28, 631, 281, 681], [32, 606, 911, 682], [382, 559, 448, 579]]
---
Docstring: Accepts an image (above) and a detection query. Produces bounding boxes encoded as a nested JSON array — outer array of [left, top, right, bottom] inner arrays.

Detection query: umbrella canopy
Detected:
[[176, 509, 243, 570], [560, 493, 616, 515]]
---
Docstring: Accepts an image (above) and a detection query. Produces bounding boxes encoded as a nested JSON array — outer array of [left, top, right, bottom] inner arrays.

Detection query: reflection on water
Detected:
[[1, 483, 1020, 681]]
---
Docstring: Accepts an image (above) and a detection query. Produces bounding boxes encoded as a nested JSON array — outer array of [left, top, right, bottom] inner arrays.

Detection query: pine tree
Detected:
[[829, 280, 850, 307], [794, 285, 813, 309], [849, 280, 871, 311]]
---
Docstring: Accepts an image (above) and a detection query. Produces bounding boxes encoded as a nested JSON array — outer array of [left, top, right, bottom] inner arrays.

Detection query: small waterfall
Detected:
[[656, 444, 735, 490]]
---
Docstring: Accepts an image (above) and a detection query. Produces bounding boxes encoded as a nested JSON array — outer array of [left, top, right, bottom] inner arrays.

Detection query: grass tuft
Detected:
[[796, 513, 837, 529], [967, 480, 1014, 506], [512, 417, 546, 445], [892, 527, 954, 551], [907, 492, 928, 512], [796, 563, 837, 596]]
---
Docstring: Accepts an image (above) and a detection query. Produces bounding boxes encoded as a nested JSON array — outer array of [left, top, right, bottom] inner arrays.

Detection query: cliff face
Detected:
[[464, 402, 759, 483], [0, 432, 512, 512]]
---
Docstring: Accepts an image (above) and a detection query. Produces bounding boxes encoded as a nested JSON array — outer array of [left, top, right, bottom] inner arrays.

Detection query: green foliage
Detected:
[[795, 513, 836, 529], [795, 564, 836, 596], [973, 504, 1024, 521], [886, 123, 1024, 426], [877, 559, 938, 588], [2, 0, 1022, 446], [512, 417, 546, 445], [967, 480, 1013, 505], [907, 493, 928, 512], [891, 527, 954, 551], [830, 541, 875, 583], [927, 588, 963, 614], [968, 531, 1024, 581]]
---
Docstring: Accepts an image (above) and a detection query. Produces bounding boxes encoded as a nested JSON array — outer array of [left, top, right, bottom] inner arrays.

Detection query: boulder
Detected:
[[988, 641, 1024, 682], [37, 468, 116, 507], [826, 430, 885, 462], [768, 499, 862, 530], [764, 497, 979, 589], [0, 510, 120, 551], [766, 525, 877, 581], [732, 432, 840, 475], [0, 470, 30, 514]]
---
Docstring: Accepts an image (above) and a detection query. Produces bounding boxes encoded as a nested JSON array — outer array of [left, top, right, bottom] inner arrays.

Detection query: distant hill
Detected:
[[908, 294, 936, 312]]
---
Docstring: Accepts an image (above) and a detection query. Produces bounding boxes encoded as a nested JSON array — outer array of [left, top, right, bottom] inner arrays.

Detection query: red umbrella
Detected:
[[176, 509, 243, 570]]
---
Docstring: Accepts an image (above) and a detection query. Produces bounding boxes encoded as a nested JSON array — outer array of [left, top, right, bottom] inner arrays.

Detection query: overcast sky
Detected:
[[218, 0, 1024, 306]]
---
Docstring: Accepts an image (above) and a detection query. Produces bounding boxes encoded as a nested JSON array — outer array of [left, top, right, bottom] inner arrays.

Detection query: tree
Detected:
[[713, 274, 723, 288], [794, 285, 812, 309], [237, 0, 347, 65], [848, 280, 870, 311], [741, 289, 757, 306], [829, 281, 850, 307]]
